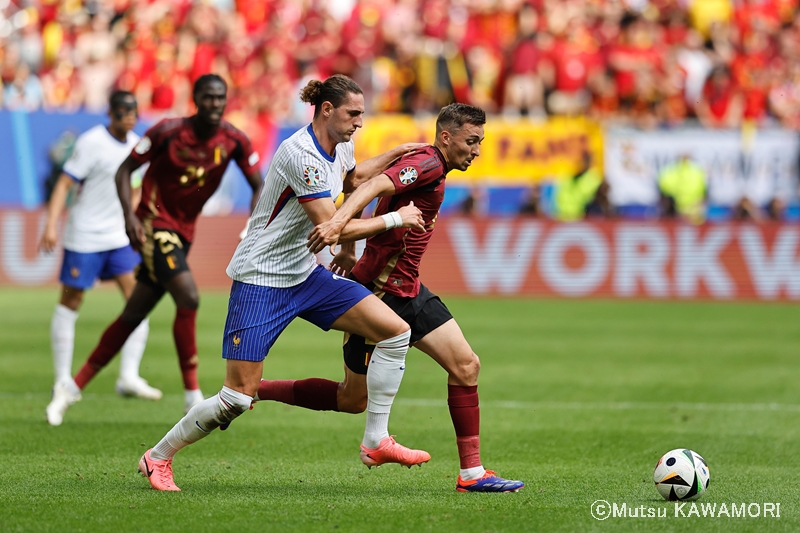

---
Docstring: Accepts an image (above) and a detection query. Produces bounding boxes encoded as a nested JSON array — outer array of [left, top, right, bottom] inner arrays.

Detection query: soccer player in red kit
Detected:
[[261, 103, 524, 492], [46, 74, 263, 425]]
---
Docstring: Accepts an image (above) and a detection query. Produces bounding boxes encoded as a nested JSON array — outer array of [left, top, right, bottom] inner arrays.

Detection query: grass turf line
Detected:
[[0, 287, 798, 532]]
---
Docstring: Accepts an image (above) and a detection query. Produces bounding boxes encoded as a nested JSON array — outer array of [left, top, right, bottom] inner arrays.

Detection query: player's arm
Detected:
[[39, 173, 76, 252], [115, 154, 145, 252], [345, 143, 426, 192], [307, 175, 399, 253], [302, 197, 423, 249]]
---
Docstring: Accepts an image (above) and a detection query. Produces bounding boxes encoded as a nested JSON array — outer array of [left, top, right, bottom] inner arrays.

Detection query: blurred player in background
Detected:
[[41, 91, 162, 427], [138, 74, 429, 492], [264, 103, 525, 493], [46, 74, 263, 425]]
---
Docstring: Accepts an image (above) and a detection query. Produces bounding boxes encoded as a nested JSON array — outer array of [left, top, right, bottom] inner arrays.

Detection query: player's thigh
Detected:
[[120, 279, 166, 324], [413, 318, 480, 386], [164, 270, 199, 309], [113, 271, 138, 299], [330, 294, 408, 341], [100, 245, 141, 299], [224, 359, 264, 397]]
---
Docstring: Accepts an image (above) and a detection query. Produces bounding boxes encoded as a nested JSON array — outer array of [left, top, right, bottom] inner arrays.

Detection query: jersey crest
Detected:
[[399, 167, 418, 185], [304, 166, 321, 186], [134, 136, 152, 155]]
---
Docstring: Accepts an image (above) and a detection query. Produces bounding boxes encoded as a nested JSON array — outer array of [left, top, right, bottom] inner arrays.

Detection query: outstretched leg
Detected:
[[141, 359, 261, 491], [415, 318, 524, 492]]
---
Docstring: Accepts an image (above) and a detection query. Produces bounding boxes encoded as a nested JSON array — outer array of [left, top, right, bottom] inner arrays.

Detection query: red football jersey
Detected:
[[351, 145, 447, 298], [130, 117, 260, 242]]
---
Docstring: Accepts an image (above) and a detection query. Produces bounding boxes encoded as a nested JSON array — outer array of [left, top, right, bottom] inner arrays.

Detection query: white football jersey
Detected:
[[61, 125, 140, 253], [227, 124, 355, 287]]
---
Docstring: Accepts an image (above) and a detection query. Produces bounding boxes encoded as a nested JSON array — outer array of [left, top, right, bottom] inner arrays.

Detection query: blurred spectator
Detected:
[[3, 62, 44, 110], [0, 0, 799, 135], [696, 66, 744, 129], [552, 149, 608, 221], [658, 154, 707, 223]]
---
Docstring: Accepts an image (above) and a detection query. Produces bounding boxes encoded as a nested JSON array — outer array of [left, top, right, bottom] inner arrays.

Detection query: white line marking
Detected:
[[396, 398, 800, 413]]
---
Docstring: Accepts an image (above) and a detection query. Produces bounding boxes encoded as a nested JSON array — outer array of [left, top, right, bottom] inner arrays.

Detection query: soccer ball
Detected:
[[653, 449, 710, 501]]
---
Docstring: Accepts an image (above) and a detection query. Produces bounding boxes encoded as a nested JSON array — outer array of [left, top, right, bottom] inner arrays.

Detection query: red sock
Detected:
[[74, 317, 137, 389], [173, 307, 199, 390], [448, 384, 482, 469], [258, 379, 340, 411]]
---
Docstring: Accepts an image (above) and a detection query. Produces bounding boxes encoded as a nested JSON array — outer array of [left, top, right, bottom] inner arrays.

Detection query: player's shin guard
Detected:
[[173, 307, 199, 391], [74, 317, 138, 389], [119, 318, 149, 380], [51, 304, 78, 384], [150, 386, 252, 461], [363, 329, 410, 448]]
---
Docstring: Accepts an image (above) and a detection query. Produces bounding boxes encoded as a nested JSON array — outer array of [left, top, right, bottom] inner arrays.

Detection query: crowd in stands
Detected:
[[2, 0, 800, 130], [2, 0, 799, 222]]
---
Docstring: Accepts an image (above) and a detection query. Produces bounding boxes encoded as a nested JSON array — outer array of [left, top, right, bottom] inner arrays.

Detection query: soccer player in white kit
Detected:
[[139, 74, 429, 491], [40, 91, 161, 426]]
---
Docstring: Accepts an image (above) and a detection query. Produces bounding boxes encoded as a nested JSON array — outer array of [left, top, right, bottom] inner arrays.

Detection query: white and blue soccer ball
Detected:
[[653, 449, 710, 501]]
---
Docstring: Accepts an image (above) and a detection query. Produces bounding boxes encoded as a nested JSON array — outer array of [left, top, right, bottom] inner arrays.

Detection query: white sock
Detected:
[[460, 466, 486, 481], [151, 386, 252, 460], [362, 329, 410, 448], [119, 318, 149, 381], [51, 304, 78, 384]]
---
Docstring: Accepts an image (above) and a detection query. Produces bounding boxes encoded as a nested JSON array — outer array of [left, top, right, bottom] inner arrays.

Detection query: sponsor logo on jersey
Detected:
[[304, 166, 320, 186], [399, 167, 418, 185], [134, 136, 152, 154]]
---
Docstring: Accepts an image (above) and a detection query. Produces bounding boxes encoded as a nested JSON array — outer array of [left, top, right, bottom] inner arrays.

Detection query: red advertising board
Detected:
[[2, 210, 798, 300]]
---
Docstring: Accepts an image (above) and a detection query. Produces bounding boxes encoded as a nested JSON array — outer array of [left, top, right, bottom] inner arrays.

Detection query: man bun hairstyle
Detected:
[[193, 73, 227, 98], [300, 74, 363, 117], [436, 103, 486, 136]]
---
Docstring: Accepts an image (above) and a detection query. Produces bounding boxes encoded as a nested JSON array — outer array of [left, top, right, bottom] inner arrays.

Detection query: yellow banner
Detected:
[[355, 115, 603, 183]]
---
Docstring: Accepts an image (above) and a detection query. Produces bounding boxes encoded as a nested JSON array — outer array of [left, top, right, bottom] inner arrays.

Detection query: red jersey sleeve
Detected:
[[230, 128, 261, 176], [129, 119, 176, 166], [383, 148, 445, 195]]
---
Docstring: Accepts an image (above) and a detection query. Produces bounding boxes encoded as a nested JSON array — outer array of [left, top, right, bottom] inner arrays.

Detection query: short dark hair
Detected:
[[299, 74, 363, 117], [109, 90, 136, 114], [435, 103, 486, 136], [193, 74, 227, 98]]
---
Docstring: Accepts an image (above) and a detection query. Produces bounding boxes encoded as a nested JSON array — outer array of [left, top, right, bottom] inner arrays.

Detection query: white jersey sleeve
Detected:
[[62, 133, 94, 181]]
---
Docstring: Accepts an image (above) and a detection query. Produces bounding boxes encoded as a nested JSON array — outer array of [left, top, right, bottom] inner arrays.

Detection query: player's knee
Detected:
[[175, 291, 199, 310], [215, 386, 252, 425], [450, 352, 480, 385], [372, 329, 411, 364]]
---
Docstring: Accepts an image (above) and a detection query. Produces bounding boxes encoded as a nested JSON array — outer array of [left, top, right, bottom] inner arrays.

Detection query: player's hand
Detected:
[[329, 248, 357, 276], [125, 216, 146, 253], [392, 142, 428, 164], [307, 218, 346, 254], [398, 201, 425, 232], [38, 225, 59, 253]]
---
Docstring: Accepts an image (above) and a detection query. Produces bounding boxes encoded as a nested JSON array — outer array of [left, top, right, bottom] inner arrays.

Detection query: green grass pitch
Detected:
[[0, 286, 798, 532]]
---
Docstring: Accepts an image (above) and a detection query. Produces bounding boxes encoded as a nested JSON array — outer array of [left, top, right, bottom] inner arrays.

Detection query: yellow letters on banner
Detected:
[[354, 116, 603, 184]]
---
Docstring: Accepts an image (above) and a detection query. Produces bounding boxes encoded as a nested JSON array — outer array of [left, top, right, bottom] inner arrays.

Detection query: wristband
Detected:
[[381, 211, 403, 230]]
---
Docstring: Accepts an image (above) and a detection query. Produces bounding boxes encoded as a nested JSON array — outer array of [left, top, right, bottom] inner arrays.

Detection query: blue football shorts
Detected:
[[222, 265, 372, 362], [59, 245, 141, 290]]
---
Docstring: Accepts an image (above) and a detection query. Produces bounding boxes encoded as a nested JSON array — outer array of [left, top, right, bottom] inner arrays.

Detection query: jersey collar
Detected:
[[306, 124, 336, 163]]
